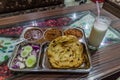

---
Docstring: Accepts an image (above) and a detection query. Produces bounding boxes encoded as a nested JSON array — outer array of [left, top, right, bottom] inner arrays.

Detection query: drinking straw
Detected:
[[96, 0, 100, 20]]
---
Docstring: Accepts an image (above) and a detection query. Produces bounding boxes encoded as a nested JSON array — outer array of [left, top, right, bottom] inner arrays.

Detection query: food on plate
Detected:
[[24, 45, 33, 53], [21, 45, 33, 58], [47, 35, 84, 68], [16, 62, 25, 69], [24, 28, 43, 42], [44, 28, 62, 41], [12, 43, 40, 69], [24, 45, 32, 50], [21, 50, 29, 58], [64, 28, 83, 38], [25, 55, 36, 68]]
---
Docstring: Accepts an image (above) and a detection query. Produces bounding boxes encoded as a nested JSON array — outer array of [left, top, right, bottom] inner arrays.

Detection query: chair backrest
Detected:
[[0, 0, 64, 14]]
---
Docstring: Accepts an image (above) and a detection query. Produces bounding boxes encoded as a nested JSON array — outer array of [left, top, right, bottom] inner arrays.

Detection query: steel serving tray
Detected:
[[8, 27, 92, 73]]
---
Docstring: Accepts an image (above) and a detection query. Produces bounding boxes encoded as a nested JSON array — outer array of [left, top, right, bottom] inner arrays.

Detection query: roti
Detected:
[[47, 35, 84, 68]]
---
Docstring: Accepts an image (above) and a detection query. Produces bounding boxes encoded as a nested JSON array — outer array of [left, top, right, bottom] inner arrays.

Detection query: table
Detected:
[[0, 2, 120, 80]]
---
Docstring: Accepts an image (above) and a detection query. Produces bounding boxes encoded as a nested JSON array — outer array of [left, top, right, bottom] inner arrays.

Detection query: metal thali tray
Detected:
[[8, 27, 92, 73]]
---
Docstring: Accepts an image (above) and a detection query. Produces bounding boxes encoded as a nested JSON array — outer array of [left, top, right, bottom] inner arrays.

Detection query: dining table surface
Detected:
[[0, 2, 120, 80]]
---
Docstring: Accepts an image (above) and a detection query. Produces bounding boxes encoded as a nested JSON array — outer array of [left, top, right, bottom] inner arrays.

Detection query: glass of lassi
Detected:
[[88, 16, 111, 50]]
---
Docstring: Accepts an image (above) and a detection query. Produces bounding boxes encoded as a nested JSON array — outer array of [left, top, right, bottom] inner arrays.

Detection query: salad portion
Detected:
[[11, 42, 40, 69]]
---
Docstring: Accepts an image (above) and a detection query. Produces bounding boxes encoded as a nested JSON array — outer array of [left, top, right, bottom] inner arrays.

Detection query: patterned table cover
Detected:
[[0, 11, 120, 80]]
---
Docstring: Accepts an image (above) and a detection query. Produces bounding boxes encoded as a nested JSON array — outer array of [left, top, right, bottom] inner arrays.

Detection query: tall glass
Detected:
[[88, 16, 111, 50]]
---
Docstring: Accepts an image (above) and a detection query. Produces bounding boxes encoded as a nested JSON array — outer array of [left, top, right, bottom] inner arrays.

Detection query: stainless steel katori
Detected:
[[8, 26, 92, 73]]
